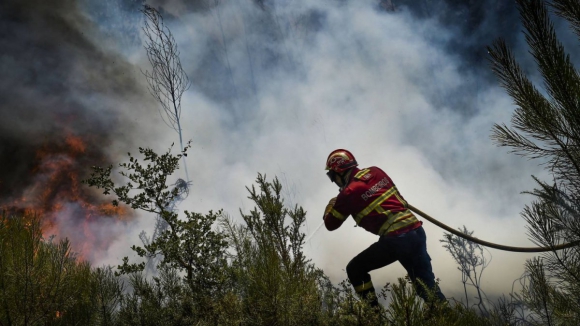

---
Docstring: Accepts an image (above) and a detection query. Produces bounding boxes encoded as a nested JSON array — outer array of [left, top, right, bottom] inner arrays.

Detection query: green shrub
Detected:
[[0, 214, 96, 325]]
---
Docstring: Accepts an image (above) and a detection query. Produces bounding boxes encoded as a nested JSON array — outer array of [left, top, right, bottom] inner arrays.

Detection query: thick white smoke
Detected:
[[7, 0, 573, 303], [110, 0, 548, 301]]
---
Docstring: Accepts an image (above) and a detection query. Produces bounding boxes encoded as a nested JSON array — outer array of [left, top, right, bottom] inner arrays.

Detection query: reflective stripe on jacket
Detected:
[[324, 166, 420, 236]]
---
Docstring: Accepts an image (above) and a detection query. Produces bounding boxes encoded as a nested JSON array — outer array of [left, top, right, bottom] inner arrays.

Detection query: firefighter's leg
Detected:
[[346, 241, 397, 307], [398, 227, 446, 302]]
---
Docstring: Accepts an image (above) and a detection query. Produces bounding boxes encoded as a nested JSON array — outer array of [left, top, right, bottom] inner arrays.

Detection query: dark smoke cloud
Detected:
[[394, 0, 520, 73], [0, 0, 146, 201]]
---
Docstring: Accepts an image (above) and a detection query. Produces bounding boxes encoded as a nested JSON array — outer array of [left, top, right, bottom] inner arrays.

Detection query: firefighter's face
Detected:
[[326, 170, 344, 188], [333, 174, 344, 187]]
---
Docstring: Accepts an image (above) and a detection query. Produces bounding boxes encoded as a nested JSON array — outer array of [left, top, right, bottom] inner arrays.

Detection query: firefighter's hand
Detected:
[[324, 197, 337, 218]]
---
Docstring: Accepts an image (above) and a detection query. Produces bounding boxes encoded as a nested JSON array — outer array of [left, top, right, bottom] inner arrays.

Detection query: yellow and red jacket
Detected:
[[324, 166, 421, 236]]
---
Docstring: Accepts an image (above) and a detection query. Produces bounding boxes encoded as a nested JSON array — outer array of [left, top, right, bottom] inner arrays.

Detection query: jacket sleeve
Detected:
[[323, 192, 350, 231]]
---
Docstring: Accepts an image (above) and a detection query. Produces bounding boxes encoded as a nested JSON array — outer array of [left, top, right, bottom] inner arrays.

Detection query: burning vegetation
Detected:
[[0, 131, 133, 261], [0, 0, 146, 262]]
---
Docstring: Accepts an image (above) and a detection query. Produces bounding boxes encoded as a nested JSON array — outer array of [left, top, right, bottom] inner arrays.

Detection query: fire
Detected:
[[1, 133, 133, 262], [65, 135, 86, 153]]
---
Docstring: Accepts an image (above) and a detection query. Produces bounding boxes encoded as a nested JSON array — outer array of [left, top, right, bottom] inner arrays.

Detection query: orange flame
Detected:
[[2, 132, 133, 262]]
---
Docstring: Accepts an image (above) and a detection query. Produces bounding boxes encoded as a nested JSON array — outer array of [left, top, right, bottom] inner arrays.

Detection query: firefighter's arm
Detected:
[[323, 197, 347, 231]]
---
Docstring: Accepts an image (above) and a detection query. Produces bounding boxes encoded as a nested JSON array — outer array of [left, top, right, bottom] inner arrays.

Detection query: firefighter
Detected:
[[323, 149, 446, 307]]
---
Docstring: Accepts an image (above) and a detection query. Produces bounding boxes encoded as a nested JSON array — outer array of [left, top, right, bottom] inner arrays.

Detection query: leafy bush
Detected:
[[221, 174, 326, 325]]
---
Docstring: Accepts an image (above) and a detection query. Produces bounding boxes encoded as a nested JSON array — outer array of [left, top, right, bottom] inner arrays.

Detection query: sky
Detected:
[[1, 0, 576, 304]]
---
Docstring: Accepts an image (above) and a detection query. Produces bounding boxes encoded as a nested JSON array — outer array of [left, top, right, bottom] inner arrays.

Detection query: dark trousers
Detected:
[[346, 226, 446, 304]]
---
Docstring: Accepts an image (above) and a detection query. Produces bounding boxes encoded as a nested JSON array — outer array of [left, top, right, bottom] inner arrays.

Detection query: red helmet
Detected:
[[325, 149, 358, 173]]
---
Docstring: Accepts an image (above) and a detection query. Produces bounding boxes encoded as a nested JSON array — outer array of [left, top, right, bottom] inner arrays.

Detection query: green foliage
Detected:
[[315, 278, 489, 326], [220, 174, 326, 325], [10, 0, 580, 323], [116, 266, 196, 325], [387, 278, 425, 325], [324, 280, 385, 325], [241, 174, 308, 275], [488, 0, 580, 323], [80, 144, 526, 325], [2, 142, 553, 325], [91, 266, 124, 326], [84, 143, 231, 323], [84, 143, 186, 213], [84, 143, 228, 297], [0, 214, 97, 325]]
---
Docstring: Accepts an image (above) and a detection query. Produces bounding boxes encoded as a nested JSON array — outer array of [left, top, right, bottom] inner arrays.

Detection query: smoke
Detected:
[[3, 0, 576, 302], [1, 0, 134, 189], [0, 0, 162, 260], [154, 0, 550, 301]]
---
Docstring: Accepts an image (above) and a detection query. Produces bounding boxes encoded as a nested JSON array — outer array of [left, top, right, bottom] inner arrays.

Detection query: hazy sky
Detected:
[[2, 0, 576, 303]]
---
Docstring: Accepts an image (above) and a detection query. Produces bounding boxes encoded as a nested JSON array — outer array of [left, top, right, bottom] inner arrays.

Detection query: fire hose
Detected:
[[306, 204, 580, 252], [407, 204, 580, 253]]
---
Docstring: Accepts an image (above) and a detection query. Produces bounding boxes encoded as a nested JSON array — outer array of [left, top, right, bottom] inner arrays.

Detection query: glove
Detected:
[[324, 197, 337, 218]]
